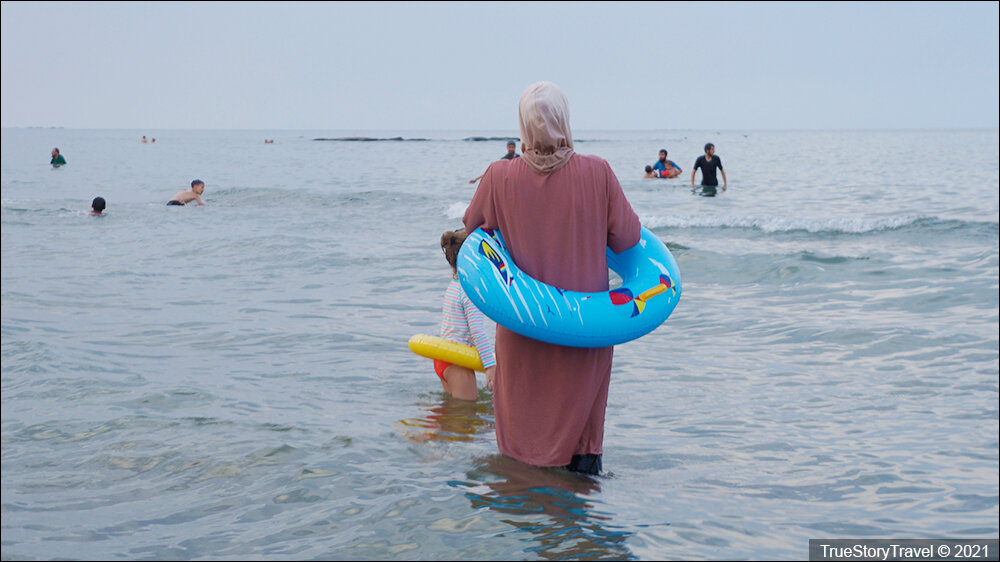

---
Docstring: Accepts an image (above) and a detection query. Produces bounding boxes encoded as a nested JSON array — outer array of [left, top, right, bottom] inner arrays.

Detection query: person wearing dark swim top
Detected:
[[691, 143, 727, 196], [500, 140, 519, 160], [167, 179, 206, 205], [50, 148, 66, 167], [651, 149, 681, 178], [470, 141, 521, 183]]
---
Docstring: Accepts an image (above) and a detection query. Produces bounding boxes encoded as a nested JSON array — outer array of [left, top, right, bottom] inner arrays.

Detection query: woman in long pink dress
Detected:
[[463, 82, 641, 475]]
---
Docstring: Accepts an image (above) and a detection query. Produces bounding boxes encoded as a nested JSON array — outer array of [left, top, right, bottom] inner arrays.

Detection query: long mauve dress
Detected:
[[463, 153, 641, 467]]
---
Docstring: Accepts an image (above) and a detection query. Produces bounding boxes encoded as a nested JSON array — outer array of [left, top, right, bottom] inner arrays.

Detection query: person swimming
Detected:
[[167, 179, 206, 206]]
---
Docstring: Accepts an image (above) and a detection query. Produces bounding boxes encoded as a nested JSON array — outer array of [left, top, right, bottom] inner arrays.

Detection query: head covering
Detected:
[[518, 82, 574, 174]]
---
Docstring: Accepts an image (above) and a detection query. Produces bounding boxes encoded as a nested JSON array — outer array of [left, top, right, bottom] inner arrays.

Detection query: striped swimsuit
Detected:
[[440, 277, 496, 371]]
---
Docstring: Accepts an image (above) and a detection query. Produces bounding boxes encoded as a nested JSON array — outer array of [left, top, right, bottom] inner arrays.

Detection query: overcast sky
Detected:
[[2, 1, 998, 131]]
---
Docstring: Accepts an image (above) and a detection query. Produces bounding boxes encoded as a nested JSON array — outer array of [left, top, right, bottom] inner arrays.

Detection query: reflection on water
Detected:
[[397, 391, 494, 443], [463, 455, 638, 561], [402, 396, 638, 560]]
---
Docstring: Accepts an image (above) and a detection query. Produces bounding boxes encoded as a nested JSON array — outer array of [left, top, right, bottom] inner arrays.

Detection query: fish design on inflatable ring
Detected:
[[458, 226, 682, 348]]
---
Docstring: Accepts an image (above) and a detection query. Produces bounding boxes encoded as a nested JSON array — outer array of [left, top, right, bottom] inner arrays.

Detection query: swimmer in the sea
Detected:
[[167, 179, 205, 206], [50, 148, 66, 167], [91, 197, 106, 216]]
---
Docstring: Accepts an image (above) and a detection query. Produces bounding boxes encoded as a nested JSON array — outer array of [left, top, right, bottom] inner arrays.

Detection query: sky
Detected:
[[2, 1, 998, 131]]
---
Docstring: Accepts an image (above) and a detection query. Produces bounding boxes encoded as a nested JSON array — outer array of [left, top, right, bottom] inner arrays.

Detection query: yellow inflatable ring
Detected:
[[407, 334, 484, 372]]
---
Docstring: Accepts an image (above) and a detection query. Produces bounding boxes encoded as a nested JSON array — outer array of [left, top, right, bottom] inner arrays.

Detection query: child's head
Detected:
[[644, 165, 653, 173], [440, 228, 468, 272], [191, 179, 205, 194], [91, 197, 106, 213]]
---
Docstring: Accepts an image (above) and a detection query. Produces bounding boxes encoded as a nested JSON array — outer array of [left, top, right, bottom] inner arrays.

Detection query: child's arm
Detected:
[[461, 291, 496, 370], [484, 366, 495, 392], [194, 193, 204, 205]]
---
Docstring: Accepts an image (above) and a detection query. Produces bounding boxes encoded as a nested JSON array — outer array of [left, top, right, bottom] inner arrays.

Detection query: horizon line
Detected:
[[4, 126, 999, 133]]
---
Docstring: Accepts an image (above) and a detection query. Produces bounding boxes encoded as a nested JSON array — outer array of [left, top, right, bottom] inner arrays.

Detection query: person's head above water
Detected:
[[440, 228, 468, 272], [645, 165, 654, 173], [518, 81, 574, 175], [659, 149, 667, 161], [191, 179, 205, 194], [91, 196, 106, 214]]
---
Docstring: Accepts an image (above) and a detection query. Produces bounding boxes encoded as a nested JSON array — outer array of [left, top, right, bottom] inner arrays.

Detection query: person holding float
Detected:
[[458, 81, 681, 476], [651, 148, 682, 178], [408, 229, 497, 401]]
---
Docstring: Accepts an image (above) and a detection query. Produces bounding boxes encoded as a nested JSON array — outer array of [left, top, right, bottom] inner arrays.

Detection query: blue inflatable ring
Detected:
[[458, 226, 681, 348]]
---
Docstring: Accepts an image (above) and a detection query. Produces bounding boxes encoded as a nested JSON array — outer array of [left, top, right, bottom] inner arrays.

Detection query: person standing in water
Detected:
[[435, 228, 497, 400], [469, 141, 520, 183], [50, 148, 66, 167], [652, 149, 682, 178], [691, 142, 727, 196], [464, 81, 641, 475]]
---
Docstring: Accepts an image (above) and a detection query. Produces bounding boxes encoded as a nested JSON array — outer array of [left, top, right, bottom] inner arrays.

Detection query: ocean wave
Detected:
[[444, 202, 468, 219], [313, 136, 429, 142], [443, 204, 997, 236], [208, 186, 432, 206], [463, 137, 601, 142], [463, 136, 519, 142], [311, 136, 602, 143], [641, 214, 998, 235]]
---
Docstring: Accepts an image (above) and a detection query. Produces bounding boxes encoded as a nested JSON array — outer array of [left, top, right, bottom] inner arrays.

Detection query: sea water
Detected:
[[2, 127, 997, 560]]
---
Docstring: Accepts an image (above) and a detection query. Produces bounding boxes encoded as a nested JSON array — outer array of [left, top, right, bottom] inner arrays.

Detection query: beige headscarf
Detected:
[[518, 81, 575, 175]]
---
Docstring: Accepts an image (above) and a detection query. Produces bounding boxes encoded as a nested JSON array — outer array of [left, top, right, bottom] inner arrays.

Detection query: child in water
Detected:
[[644, 165, 681, 178], [167, 179, 206, 206], [437, 228, 496, 400], [90, 197, 106, 216]]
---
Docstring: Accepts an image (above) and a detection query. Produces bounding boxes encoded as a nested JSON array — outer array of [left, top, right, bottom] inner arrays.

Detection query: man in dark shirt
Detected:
[[500, 140, 519, 160], [691, 143, 727, 196], [470, 141, 520, 183]]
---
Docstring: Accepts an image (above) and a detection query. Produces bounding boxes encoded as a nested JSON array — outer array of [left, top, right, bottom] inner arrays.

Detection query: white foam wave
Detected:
[[444, 202, 468, 219], [640, 213, 921, 234]]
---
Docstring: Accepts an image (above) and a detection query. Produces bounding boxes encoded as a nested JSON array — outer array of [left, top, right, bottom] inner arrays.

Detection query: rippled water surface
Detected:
[[2, 128, 998, 560]]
